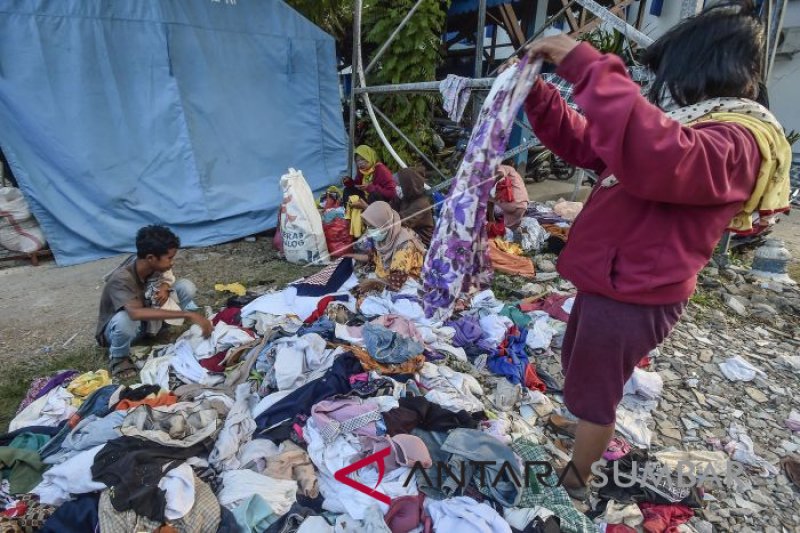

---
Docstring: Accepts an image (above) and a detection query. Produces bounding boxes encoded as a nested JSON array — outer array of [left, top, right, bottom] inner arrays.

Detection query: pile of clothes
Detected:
[[2, 259, 712, 533]]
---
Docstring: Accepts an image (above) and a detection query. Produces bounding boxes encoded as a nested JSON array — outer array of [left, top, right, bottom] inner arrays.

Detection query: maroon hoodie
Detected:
[[525, 43, 761, 305]]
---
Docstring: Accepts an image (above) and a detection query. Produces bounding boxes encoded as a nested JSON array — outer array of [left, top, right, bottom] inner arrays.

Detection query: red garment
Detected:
[[639, 503, 693, 533], [524, 364, 546, 392], [487, 220, 506, 239], [212, 307, 242, 326], [304, 295, 335, 324], [199, 351, 227, 373], [494, 175, 515, 202], [525, 43, 761, 305], [637, 355, 651, 369], [561, 292, 684, 425], [519, 293, 573, 322], [356, 162, 397, 201], [323, 218, 353, 257]]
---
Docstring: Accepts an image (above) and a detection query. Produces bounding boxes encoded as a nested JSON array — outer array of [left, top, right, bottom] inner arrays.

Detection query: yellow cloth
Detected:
[[698, 112, 792, 233], [67, 370, 112, 406], [355, 145, 378, 184], [374, 241, 424, 280], [492, 238, 524, 256], [214, 283, 247, 296], [345, 195, 364, 238]]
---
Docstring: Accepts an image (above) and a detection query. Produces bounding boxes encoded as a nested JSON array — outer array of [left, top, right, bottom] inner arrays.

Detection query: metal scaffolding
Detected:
[[346, 0, 681, 183]]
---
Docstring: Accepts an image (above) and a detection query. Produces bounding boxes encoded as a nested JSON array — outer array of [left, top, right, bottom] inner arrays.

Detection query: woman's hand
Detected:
[[525, 34, 580, 66]]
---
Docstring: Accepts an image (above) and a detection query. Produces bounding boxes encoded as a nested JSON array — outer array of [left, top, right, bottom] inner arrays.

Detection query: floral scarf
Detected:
[[422, 57, 542, 321]]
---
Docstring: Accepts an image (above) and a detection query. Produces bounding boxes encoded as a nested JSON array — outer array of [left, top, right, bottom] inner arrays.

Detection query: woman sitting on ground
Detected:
[[348, 201, 426, 291], [344, 145, 397, 209], [392, 167, 434, 247], [489, 161, 529, 231]]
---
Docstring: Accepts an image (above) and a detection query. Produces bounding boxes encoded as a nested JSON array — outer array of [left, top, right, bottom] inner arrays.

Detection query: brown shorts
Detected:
[[560, 291, 686, 425]]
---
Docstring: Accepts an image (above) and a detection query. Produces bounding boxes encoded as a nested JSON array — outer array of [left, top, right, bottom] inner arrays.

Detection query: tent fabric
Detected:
[[0, 0, 347, 265]]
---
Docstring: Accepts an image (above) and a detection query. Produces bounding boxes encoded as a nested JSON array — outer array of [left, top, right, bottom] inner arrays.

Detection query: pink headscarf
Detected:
[[362, 201, 424, 266], [494, 165, 529, 230]]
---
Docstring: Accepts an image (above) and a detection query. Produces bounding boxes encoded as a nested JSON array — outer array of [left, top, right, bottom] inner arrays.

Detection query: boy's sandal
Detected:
[[110, 357, 137, 380]]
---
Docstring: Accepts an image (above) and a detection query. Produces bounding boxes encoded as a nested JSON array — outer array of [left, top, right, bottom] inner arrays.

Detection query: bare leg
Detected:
[[562, 419, 615, 488]]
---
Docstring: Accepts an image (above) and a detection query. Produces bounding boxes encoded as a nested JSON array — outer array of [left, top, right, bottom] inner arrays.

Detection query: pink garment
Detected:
[[370, 314, 424, 343], [311, 398, 382, 442], [525, 43, 761, 306], [639, 503, 693, 533], [368, 434, 432, 473], [495, 165, 529, 230], [520, 293, 574, 322], [553, 199, 582, 221], [384, 494, 432, 533], [603, 436, 631, 461]]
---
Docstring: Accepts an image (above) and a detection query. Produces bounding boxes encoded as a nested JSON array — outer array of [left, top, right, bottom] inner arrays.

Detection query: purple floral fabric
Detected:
[[422, 58, 541, 321]]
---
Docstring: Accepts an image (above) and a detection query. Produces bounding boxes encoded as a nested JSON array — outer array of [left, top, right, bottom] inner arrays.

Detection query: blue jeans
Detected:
[[105, 278, 198, 359]]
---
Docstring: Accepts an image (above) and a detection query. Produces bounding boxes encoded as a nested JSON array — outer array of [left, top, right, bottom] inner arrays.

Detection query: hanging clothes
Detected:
[[439, 75, 472, 123], [422, 58, 542, 321]]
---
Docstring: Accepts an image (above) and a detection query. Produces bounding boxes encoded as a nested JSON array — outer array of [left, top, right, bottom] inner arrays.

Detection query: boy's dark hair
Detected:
[[643, 0, 765, 107], [136, 225, 180, 258]]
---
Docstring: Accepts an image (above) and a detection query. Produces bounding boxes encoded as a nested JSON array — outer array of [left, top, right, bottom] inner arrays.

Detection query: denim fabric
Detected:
[[173, 278, 199, 310], [38, 385, 118, 460], [363, 323, 423, 364]]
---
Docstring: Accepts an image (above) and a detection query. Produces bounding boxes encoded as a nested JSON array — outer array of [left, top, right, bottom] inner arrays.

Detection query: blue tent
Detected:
[[0, 0, 347, 265]]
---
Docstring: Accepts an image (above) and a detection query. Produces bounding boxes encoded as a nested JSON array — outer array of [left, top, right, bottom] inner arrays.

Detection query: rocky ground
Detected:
[[522, 257, 800, 532]]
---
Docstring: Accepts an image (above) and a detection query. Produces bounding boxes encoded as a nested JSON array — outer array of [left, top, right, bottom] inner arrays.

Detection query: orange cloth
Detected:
[[541, 224, 569, 241], [348, 345, 425, 375], [116, 392, 178, 411], [488, 240, 535, 278], [524, 364, 546, 392]]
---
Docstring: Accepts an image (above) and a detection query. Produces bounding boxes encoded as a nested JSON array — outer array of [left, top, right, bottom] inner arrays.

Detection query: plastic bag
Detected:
[[718, 355, 765, 382], [0, 187, 46, 253], [518, 218, 548, 252], [279, 169, 329, 264], [323, 218, 353, 257]]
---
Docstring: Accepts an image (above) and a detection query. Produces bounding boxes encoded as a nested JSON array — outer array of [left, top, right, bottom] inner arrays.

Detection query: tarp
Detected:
[[0, 0, 347, 265]]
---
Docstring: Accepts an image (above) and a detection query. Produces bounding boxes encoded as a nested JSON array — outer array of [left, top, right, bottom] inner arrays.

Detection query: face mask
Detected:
[[366, 228, 388, 242]]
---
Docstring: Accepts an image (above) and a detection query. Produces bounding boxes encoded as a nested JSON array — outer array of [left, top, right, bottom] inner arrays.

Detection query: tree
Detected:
[[362, 0, 448, 166], [288, 0, 449, 168]]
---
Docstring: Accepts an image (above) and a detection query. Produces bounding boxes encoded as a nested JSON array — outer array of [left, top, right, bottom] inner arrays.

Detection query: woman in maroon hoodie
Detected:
[[524, 1, 790, 495]]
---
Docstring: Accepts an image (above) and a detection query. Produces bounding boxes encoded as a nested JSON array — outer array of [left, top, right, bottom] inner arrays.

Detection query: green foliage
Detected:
[[579, 28, 637, 66], [285, 0, 449, 167], [285, 0, 353, 42], [362, 0, 449, 165]]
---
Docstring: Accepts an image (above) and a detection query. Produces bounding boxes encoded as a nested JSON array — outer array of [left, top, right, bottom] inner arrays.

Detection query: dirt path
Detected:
[[0, 238, 305, 366]]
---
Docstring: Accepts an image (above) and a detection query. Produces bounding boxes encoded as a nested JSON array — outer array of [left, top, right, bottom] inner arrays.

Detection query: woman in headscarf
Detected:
[[348, 201, 426, 291], [344, 145, 397, 206], [489, 161, 529, 231], [392, 167, 434, 247]]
